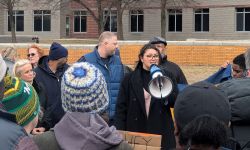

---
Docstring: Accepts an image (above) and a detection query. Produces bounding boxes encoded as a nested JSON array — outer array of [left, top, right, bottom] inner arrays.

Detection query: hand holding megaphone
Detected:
[[148, 64, 173, 99]]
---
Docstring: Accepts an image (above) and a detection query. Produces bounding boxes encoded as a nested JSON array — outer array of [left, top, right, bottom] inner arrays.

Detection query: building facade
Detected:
[[1, 0, 250, 41]]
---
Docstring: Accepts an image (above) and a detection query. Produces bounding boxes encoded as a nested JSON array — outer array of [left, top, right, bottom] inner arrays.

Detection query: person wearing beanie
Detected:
[[149, 36, 188, 85], [0, 58, 39, 150], [13, 59, 50, 134], [174, 81, 231, 150], [34, 42, 69, 129], [33, 62, 132, 150], [78, 32, 124, 125]]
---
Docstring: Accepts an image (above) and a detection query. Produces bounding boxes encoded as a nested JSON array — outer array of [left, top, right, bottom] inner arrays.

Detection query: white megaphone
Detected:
[[148, 64, 173, 99]]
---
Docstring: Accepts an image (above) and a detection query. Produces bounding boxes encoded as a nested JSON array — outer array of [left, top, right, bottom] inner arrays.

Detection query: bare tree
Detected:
[[115, 0, 149, 40], [0, 0, 20, 43], [70, 0, 117, 34], [160, 0, 197, 38]]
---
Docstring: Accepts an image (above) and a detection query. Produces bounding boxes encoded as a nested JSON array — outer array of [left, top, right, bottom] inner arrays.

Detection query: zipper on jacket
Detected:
[[105, 64, 111, 77]]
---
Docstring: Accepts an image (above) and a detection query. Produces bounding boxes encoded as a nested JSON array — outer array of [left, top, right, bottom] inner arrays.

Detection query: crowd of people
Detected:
[[0, 31, 249, 150]]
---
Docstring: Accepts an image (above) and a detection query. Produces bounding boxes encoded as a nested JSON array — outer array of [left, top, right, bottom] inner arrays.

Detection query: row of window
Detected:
[[73, 10, 143, 33], [8, 8, 250, 33], [8, 10, 51, 32]]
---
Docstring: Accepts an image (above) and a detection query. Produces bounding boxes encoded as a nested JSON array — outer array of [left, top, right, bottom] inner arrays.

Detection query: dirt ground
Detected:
[[179, 65, 219, 84]]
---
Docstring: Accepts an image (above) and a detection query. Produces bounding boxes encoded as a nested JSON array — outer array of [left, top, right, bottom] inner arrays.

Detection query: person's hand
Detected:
[[31, 127, 45, 135], [221, 60, 230, 69]]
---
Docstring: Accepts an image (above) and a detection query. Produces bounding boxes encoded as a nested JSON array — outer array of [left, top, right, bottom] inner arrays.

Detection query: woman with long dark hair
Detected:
[[115, 44, 178, 149]]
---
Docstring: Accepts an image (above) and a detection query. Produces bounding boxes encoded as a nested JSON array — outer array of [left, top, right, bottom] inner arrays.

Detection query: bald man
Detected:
[[78, 32, 124, 125]]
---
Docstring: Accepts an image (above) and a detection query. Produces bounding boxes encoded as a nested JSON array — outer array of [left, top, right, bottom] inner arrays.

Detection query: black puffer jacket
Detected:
[[161, 55, 188, 84]]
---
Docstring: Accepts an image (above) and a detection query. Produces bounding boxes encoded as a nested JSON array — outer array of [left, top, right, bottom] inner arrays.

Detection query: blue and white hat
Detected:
[[61, 62, 109, 114]]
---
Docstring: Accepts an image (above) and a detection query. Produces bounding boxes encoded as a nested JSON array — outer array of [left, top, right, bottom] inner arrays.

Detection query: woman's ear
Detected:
[[140, 56, 144, 63]]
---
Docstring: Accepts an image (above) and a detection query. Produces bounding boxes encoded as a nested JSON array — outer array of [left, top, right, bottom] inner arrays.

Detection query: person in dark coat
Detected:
[[114, 44, 178, 150], [217, 49, 250, 148], [149, 37, 188, 84], [34, 42, 69, 129]]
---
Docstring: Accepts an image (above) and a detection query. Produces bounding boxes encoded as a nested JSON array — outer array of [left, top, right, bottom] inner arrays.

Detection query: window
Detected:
[[104, 10, 117, 32], [194, 8, 209, 32], [8, 10, 24, 32], [130, 10, 143, 32], [34, 10, 51, 32], [236, 8, 250, 31], [168, 9, 182, 32], [74, 11, 87, 32]]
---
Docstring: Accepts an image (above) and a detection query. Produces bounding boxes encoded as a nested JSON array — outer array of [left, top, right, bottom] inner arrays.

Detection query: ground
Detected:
[[178, 65, 219, 84]]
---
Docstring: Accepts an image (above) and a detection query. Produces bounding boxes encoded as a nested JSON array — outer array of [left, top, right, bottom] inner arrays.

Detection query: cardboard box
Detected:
[[119, 130, 162, 150]]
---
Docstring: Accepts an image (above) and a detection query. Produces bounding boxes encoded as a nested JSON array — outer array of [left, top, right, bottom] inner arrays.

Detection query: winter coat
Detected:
[[114, 66, 178, 150], [32, 79, 50, 130], [161, 55, 188, 84], [33, 112, 132, 150], [218, 78, 250, 147], [34, 56, 69, 128], [0, 110, 38, 150], [78, 48, 124, 123]]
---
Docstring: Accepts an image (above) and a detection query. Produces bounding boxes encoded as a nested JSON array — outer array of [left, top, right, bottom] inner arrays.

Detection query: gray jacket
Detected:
[[218, 78, 250, 123], [33, 112, 132, 150]]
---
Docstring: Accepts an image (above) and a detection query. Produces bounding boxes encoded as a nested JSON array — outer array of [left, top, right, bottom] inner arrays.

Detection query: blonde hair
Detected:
[[13, 59, 31, 77], [98, 31, 116, 44]]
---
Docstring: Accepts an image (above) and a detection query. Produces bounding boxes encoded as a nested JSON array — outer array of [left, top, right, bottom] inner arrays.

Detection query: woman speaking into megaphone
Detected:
[[114, 44, 178, 150]]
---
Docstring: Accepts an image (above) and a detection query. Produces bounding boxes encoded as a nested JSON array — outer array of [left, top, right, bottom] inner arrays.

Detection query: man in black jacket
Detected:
[[35, 42, 69, 128], [149, 37, 188, 84]]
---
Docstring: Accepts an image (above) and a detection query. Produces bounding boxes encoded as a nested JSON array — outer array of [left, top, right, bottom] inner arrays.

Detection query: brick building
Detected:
[[1, 0, 250, 40]]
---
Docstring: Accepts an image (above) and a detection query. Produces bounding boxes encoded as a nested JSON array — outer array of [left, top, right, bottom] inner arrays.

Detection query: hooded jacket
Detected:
[[33, 112, 131, 150], [34, 56, 69, 128]]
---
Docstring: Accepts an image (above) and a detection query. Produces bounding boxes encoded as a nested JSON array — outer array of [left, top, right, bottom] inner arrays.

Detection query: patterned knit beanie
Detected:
[[3, 77, 40, 126], [61, 62, 109, 114]]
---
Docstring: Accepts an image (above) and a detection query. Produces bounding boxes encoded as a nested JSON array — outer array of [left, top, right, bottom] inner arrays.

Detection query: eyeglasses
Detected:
[[27, 53, 36, 57], [145, 54, 159, 59]]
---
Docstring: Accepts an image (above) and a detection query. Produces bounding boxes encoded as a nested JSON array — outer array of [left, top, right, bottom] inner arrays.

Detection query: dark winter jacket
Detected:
[[78, 48, 124, 123], [34, 56, 69, 128], [32, 80, 50, 130], [33, 112, 132, 150], [0, 110, 38, 150], [161, 55, 188, 84], [114, 66, 178, 150], [218, 78, 250, 147]]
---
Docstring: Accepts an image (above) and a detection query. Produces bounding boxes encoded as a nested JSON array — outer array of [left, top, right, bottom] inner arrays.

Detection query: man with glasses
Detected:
[[34, 42, 69, 129]]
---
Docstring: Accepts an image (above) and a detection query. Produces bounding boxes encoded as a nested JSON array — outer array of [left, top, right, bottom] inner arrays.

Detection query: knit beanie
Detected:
[[3, 77, 40, 126], [49, 42, 68, 60], [61, 62, 109, 114]]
